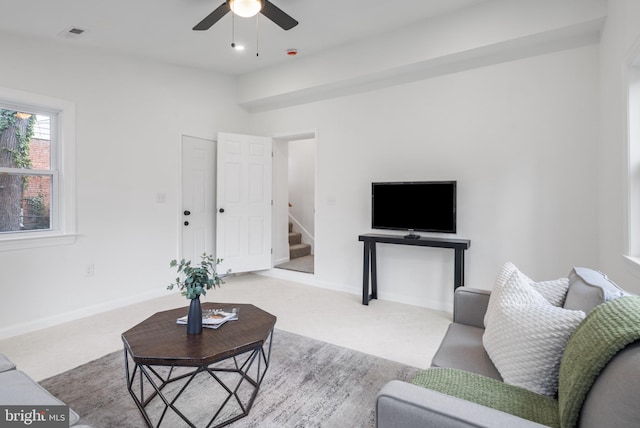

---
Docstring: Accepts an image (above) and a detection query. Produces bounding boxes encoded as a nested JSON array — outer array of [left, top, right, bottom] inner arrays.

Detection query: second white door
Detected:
[[216, 132, 273, 274]]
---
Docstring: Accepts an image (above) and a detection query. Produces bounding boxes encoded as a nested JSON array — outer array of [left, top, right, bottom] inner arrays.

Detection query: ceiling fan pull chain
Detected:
[[231, 12, 236, 48], [256, 14, 260, 57]]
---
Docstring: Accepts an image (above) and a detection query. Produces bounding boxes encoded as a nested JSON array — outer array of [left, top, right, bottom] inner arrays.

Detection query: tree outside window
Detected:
[[0, 109, 52, 232]]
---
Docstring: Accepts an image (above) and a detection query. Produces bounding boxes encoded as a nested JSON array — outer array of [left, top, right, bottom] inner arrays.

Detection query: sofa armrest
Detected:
[[0, 354, 16, 373], [0, 370, 80, 426], [376, 380, 549, 428], [452, 287, 491, 328]]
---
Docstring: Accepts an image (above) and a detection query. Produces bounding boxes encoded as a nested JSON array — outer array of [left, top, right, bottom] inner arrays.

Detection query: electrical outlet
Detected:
[[86, 264, 95, 277]]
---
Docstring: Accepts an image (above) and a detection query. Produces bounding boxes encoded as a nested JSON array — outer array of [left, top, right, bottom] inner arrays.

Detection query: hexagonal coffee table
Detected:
[[121, 303, 276, 428]]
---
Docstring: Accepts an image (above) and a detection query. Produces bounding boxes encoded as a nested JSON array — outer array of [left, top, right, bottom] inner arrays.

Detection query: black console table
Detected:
[[358, 233, 471, 305]]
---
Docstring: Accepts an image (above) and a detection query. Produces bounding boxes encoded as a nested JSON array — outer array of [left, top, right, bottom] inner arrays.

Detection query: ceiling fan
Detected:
[[193, 0, 299, 31]]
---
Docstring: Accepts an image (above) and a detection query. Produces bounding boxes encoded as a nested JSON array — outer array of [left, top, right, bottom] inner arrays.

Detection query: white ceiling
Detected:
[[0, 0, 491, 76]]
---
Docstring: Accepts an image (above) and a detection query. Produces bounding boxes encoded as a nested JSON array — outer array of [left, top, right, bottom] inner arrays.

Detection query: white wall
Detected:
[[597, 0, 640, 294], [0, 32, 249, 338], [252, 44, 600, 311]]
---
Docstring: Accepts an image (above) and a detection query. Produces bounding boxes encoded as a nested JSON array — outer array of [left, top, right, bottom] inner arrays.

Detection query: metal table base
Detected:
[[124, 329, 274, 428]]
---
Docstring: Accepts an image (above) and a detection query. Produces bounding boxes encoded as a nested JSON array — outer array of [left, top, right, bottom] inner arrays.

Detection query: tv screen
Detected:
[[371, 181, 456, 235]]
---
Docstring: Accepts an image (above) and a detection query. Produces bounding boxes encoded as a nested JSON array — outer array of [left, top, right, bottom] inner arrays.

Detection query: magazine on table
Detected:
[[176, 308, 238, 329]]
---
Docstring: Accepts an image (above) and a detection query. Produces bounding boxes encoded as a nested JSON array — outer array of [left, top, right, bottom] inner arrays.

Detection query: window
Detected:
[[0, 111, 53, 232], [0, 87, 76, 250]]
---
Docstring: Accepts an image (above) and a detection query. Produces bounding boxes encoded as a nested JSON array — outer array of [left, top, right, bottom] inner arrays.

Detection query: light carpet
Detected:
[[40, 329, 419, 428]]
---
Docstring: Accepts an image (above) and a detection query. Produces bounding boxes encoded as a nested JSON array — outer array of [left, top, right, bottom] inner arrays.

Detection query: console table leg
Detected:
[[370, 243, 377, 301], [454, 249, 465, 290], [362, 242, 370, 305]]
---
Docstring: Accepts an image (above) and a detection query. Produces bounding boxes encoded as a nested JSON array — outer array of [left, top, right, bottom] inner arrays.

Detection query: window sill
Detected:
[[0, 233, 77, 251], [623, 254, 640, 278]]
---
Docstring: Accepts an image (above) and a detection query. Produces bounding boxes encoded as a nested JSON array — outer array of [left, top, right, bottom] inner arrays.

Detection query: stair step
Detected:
[[289, 232, 302, 245], [290, 243, 311, 259]]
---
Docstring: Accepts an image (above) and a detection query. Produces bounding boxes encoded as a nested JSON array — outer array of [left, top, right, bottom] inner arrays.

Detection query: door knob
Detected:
[[184, 210, 191, 216], [184, 221, 189, 226], [219, 208, 225, 213]]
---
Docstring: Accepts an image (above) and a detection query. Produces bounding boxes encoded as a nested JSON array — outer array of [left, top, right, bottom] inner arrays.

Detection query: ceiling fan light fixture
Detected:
[[229, 0, 263, 18]]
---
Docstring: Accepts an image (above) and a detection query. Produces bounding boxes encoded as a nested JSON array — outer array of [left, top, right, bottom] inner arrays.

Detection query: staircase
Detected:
[[288, 222, 311, 260]]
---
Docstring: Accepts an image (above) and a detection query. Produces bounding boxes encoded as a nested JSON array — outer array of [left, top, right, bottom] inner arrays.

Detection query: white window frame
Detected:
[[0, 87, 76, 250]]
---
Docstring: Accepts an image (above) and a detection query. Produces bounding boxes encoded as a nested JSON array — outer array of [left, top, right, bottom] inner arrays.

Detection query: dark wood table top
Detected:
[[122, 303, 277, 367], [358, 233, 470, 249]]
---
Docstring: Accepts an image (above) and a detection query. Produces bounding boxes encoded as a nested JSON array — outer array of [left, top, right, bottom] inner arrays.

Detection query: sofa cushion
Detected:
[[431, 323, 502, 380], [0, 353, 16, 373], [0, 370, 80, 425], [412, 368, 560, 428], [483, 269, 585, 396], [563, 267, 630, 313]]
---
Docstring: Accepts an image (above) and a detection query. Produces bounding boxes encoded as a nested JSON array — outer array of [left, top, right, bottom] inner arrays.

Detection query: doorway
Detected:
[[273, 131, 317, 274], [179, 130, 317, 276]]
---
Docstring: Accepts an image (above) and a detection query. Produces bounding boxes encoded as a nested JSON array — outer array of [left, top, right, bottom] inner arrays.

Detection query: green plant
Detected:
[[25, 193, 50, 229], [167, 253, 228, 299]]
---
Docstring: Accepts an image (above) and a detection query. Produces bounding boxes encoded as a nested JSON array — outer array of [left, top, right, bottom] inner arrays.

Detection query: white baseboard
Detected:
[[0, 289, 171, 340]]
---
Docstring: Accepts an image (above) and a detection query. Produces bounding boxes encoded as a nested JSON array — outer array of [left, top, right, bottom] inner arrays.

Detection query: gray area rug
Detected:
[[40, 329, 419, 428]]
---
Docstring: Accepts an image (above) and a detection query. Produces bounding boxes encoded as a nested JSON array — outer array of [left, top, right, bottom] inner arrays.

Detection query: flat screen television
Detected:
[[371, 181, 456, 237]]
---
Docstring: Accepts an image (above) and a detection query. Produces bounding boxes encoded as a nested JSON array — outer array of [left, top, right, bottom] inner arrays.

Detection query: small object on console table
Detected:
[[404, 229, 420, 239]]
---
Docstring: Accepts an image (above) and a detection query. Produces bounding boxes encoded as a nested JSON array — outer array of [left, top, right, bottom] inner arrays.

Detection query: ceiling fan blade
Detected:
[[261, 1, 298, 30], [193, 2, 230, 31]]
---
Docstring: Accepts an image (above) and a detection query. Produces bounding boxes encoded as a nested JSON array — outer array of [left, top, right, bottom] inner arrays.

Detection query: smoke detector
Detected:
[[58, 26, 87, 39]]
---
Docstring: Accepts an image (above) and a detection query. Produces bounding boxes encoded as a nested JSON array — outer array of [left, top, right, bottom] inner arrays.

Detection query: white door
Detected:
[[216, 132, 272, 274], [181, 136, 216, 262]]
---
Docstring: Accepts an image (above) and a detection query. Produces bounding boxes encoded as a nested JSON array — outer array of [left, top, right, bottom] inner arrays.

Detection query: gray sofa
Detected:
[[376, 267, 640, 428], [0, 353, 90, 427]]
